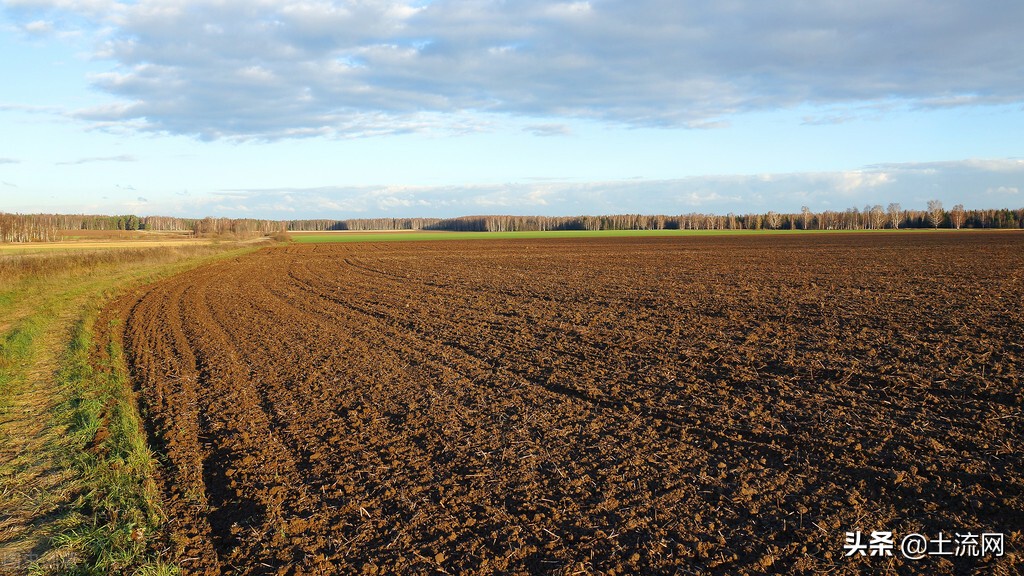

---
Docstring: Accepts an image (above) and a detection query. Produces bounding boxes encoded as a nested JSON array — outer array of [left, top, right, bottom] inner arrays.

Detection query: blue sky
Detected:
[[1, 0, 1023, 219]]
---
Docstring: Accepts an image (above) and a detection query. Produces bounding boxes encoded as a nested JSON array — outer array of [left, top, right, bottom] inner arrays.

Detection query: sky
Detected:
[[1, 0, 1023, 220]]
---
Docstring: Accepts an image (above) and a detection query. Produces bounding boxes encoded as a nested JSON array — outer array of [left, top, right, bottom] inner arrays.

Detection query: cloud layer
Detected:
[[186, 159, 1024, 218], [5, 0, 1024, 139]]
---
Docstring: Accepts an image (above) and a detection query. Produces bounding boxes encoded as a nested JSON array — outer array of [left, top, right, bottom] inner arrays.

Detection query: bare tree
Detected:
[[869, 205, 886, 230], [950, 204, 966, 229], [927, 200, 944, 229], [765, 211, 782, 230], [843, 207, 861, 230], [801, 206, 812, 230], [887, 203, 902, 229]]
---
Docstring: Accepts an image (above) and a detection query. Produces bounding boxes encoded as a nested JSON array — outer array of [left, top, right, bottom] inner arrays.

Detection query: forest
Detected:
[[2, 203, 1023, 242]]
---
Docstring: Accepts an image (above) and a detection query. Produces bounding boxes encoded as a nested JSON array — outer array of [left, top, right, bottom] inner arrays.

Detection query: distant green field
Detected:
[[289, 228, 938, 243]]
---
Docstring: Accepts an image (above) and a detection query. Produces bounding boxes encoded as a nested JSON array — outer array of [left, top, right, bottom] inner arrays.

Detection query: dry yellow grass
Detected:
[[0, 239, 210, 254], [0, 229, 272, 255], [0, 239, 270, 286]]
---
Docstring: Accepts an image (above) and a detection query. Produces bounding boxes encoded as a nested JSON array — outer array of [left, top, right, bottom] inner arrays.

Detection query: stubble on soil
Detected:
[[111, 233, 1023, 575]]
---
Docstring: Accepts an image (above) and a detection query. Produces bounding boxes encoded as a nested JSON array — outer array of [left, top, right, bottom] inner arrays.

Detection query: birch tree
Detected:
[[887, 203, 902, 229], [927, 200, 944, 229], [950, 204, 966, 229]]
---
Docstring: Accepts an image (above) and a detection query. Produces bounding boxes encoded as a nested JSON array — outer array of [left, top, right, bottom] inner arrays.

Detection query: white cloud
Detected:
[[867, 158, 1024, 174], [54, 154, 137, 165], [55, 152, 138, 163], [524, 190, 550, 206], [524, 123, 570, 137], [834, 171, 892, 193], [5, 1, 1024, 139], [679, 191, 743, 206], [0, 102, 64, 114], [545, 2, 592, 18], [22, 18, 51, 33]]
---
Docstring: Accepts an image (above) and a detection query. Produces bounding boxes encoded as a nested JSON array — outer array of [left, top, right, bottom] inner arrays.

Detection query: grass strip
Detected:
[[290, 227, 965, 243], [39, 311, 176, 575]]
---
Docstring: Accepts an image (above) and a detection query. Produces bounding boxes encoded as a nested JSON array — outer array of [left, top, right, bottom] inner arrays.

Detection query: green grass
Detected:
[[0, 318, 42, 417], [290, 228, 949, 243], [292, 229, 799, 243], [46, 313, 175, 575], [0, 243, 260, 575]]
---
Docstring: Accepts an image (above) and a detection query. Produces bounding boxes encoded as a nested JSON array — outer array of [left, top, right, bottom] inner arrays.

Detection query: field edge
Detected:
[[0, 244, 264, 575]]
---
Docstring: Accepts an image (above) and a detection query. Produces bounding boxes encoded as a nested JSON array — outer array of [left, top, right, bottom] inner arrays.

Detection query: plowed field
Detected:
[[110, 233, 1024, 575]]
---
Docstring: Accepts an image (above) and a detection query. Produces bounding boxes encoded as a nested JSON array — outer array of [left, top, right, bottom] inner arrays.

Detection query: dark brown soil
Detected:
[[110, 232, 1024, 575]]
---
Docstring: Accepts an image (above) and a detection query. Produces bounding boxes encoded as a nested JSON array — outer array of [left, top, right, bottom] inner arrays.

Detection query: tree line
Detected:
[[2, 202, 1023, 242], [296, 203, 1020, 233], [281, 204, 1023, 233], [0, 213, 286, 242]]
